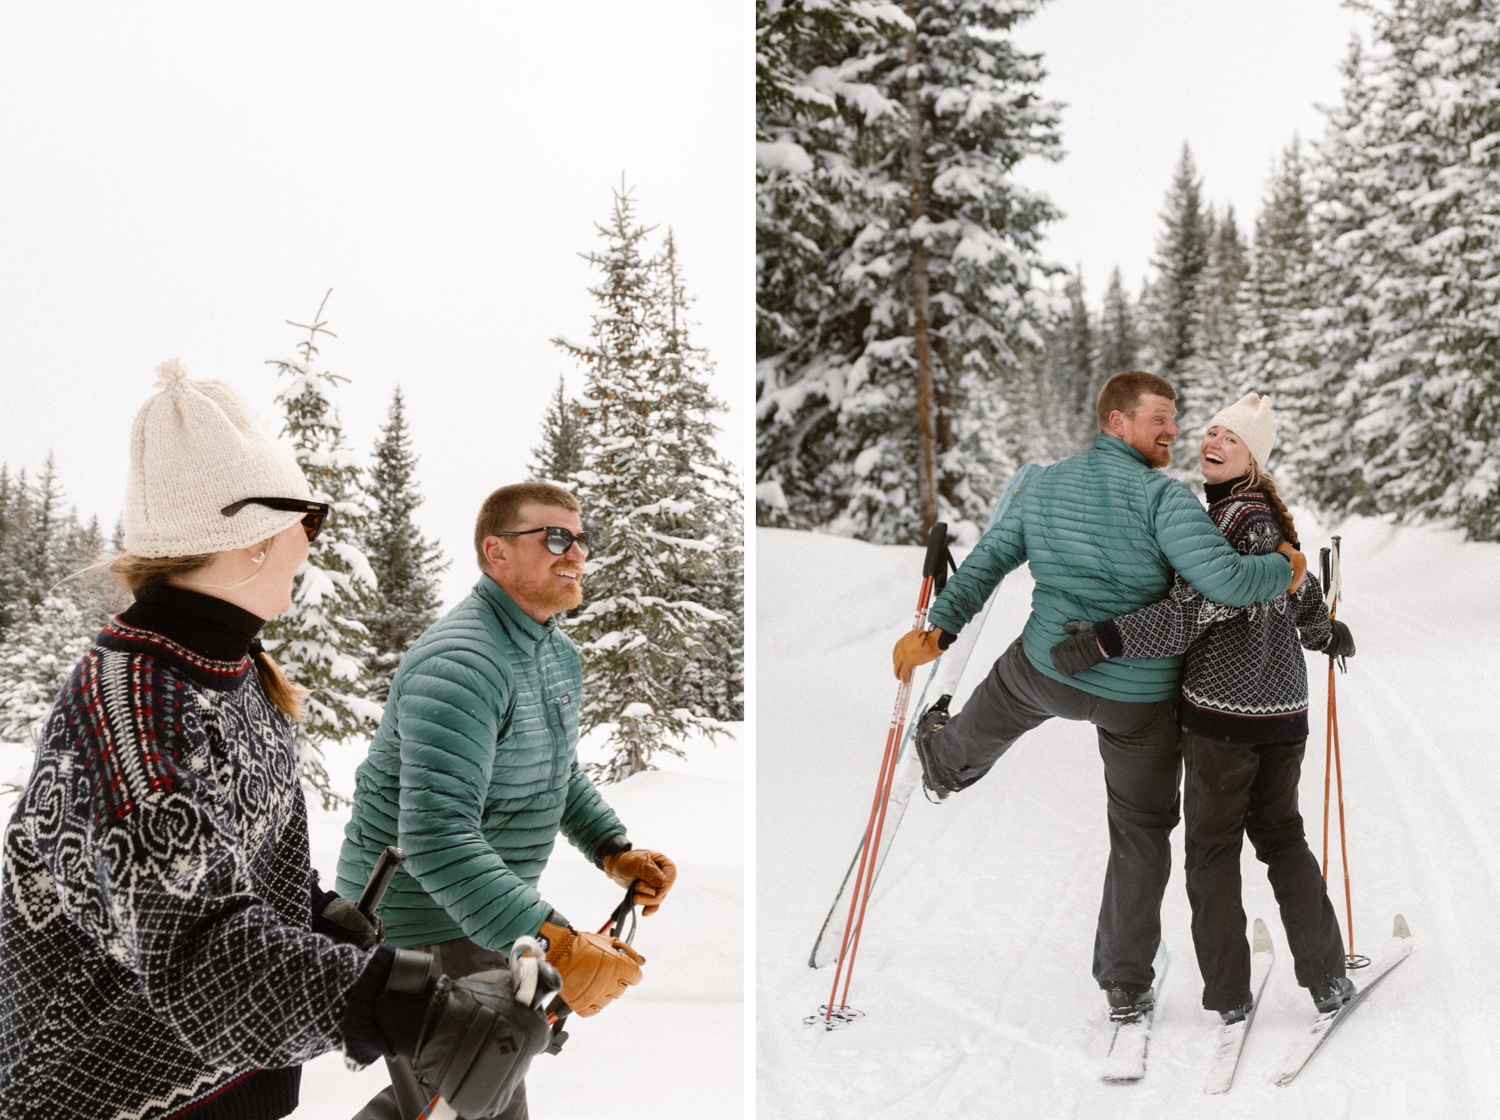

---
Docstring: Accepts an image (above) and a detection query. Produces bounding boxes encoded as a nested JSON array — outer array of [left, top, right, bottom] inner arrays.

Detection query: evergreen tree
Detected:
[[530, 376, 586, 484], [261, 292, 382, 807], [1238, 139, 1319, 481], [555, 185, 732, 781], [0, 593, 91, 745], [1178, 204, 1250, 445], [1147, 144, 1211, 402], [361, 387, 447, 705], [1095, 266, 1139, 396], [759, 0, 1062, 543], [756, 0, 912, 529], [657, 229, 744, 723], [1040, 268, 1097, 457]]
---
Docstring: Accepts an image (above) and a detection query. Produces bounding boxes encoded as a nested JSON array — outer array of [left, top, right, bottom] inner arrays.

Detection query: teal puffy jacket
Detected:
[[926, 434, 1293, 702], [336, 577, 625, 951]]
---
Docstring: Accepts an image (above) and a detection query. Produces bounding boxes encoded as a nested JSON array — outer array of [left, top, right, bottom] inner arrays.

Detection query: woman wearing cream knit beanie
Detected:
[[123, 358, 315, 557], [0, 371, 536, 1119]]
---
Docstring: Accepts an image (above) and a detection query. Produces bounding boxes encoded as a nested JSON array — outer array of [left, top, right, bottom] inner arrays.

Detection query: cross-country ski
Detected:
[[1100, 939, 1169, 1082], [1204, 918, 1275, 1094], [1272, 915, 1414, 1087]]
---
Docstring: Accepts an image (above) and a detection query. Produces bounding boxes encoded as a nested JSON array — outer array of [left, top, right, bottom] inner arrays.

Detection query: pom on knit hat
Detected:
[[123, 360, 312, 558], [1207, 392, 1277, 470]]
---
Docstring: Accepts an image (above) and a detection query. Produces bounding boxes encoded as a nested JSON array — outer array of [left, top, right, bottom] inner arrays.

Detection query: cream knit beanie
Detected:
[[123, 359, 312, 558], [1208, 392, 1278, 470]]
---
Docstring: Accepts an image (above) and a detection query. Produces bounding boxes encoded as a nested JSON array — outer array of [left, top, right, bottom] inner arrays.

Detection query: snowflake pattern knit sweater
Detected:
[[1095, 486, 1334, 743], [0, 587, 378, 1120]]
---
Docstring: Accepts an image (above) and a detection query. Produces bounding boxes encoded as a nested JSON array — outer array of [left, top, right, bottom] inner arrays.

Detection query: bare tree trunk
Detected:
[[905, 1, 938, 541]]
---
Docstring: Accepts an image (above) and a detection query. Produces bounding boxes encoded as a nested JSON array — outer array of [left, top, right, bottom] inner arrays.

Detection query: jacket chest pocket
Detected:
[[546, 689, 578, 787]]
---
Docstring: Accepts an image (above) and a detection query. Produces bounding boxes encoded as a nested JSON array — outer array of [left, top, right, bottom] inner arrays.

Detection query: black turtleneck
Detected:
[[117, 583, 266, 662], [1204, 476, 1252, 506]]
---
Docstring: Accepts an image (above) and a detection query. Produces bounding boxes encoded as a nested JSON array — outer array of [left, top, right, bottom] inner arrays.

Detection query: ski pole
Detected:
[[1318, 537, 1362, 966], [824, 522, 949, 1024]]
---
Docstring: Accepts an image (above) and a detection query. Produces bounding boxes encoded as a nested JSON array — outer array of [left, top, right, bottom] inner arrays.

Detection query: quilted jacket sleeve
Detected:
[[1151, 482, 1291, 607], [927, 500, 1027, 636], [393, 647, 552, 950], [558, 760, 627, 863], [49, 663, 370, 1070]]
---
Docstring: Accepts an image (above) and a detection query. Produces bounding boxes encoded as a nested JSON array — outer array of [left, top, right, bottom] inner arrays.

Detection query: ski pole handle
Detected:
[[357, 845, 405, 920], [922, 521, 950, 596]]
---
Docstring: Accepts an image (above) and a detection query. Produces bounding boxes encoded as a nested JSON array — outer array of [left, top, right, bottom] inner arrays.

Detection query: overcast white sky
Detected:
[[0, 2, 745, 610], [1011, 0, 1371, 304]]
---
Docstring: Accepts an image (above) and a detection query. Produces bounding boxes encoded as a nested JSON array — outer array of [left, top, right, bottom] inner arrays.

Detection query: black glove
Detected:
[[1050, 621, 1107, 677], [313, 894, 384, 951], [1322, 619, 1356, 659], [377, 950, 552, 1118]]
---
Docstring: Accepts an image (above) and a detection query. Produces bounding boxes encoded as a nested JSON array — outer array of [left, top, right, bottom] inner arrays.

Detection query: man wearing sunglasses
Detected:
[[339, 481, 676, 1120]]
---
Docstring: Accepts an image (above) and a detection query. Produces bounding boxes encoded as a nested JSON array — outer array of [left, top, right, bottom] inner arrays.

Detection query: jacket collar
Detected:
[[1094, 432, 1153, 467], [473, 576, 555, 649]]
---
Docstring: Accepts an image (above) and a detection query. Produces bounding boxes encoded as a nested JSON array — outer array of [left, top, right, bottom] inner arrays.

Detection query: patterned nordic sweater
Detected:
[[0, 588, 379, 1120], [1095, 487, 1334, 743]]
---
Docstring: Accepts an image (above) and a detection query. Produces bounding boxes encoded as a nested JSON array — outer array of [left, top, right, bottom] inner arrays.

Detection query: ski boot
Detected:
[[1309, 975, 1355, 1014], [913, 695, 952, 801], [1106, 984, 1154, 1025], [1218, 997, 1253, 1025]]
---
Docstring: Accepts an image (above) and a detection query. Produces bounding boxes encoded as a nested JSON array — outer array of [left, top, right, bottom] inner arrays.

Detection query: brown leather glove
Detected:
[[601, 849, 677, 916], [540, 919, 645, 1018], [893, 627, 945, 683], [1276, 541, 1307, 594]]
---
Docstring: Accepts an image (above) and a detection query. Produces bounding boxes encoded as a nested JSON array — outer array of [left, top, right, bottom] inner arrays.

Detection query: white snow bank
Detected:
[[758, 511, 1500, 1119]]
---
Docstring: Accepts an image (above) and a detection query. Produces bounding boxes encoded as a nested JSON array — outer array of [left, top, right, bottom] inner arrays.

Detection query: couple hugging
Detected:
[[893, 371, 1358, 1029]]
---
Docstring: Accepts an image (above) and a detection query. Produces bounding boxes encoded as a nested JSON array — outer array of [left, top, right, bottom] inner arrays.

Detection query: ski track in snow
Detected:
[[759, 514, 1500, 1119]]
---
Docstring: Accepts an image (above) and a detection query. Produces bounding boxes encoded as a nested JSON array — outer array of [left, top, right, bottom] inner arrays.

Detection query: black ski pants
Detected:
[[351, 936, 529, 1120], [930, 638, 1180, 993], [1182, 729, 1346, 1012]]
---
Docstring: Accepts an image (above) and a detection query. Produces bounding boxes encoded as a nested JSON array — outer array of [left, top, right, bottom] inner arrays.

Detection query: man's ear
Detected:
[[481, 535, 508, 571]]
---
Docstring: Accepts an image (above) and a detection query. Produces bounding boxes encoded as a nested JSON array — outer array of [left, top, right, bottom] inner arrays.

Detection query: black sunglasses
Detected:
[[220, 497, 331, 543], [494, 525, 591, 557]]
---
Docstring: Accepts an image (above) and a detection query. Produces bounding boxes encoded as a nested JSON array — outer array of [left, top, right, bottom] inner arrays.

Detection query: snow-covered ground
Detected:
[[0, 725, 743, 1120], [758, 513, 1500, 1118]]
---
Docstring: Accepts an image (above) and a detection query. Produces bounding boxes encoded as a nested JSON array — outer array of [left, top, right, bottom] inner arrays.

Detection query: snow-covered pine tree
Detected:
[[1281, 37, 1382, 517], [1177, 204, 1249, 445], [1039, 268, 1097, 457], [260, 292, 381, 807], [530, 375, 586, 484], [555, 185, 732, 781], [0, 460, 117, 751], [657, 229, 744, 723], [1095, 267, 1139, 396], [361, 386, 447, 705], [760, 0, 1062, 544], [1339, 0, 1500, 539], [756, 0, 912, 529], [1146, 145, 1211, 405], [1237, 139, 1319, 483]]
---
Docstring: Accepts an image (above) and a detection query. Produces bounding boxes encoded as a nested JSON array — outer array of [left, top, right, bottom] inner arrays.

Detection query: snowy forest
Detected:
[[0, 187, 742, 797], [756, 0, 1500, 545]]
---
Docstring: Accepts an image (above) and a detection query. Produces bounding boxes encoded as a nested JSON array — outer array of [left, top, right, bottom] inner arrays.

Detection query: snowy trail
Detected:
[[758, 514, 1500, 1118]]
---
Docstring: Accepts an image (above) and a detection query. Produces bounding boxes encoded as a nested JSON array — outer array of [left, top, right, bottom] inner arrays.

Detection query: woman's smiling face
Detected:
[[1200, 425, 1253, 484]]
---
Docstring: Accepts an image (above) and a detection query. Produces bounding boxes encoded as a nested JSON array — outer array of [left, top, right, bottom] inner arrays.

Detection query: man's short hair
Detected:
[[1096, 371, 1178, 431], [474, 481, 582, 570]]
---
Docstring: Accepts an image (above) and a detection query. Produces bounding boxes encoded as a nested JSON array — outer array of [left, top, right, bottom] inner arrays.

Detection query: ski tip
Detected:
[[1252, 917, 1272, 953], [1393, 913, 1411, 940]]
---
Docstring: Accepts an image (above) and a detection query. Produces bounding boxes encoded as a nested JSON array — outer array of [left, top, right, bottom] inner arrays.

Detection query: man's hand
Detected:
[[601, 849, 677, 916], [893, 627, 945, 683], [1277, 541, 1307, 594], [314, 895, 384, 951], [1049, 622, 1107, 677], [540, 919, 645, 1018]]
